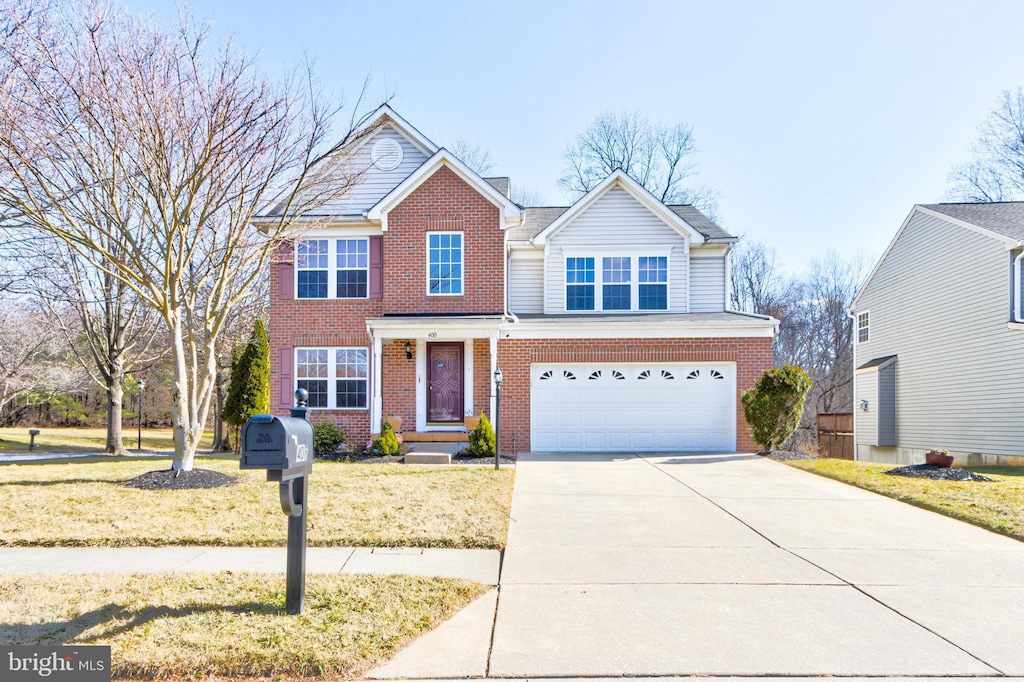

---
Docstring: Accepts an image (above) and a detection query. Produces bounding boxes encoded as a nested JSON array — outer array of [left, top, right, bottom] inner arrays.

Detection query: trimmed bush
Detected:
[[371, 420, 400, 457], [741, 365, 813, 452], [313, 421, 347, 456], [465, 412, 495, 457]]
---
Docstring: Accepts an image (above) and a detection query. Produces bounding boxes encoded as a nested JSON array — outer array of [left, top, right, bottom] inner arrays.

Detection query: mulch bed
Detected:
[[885, 464, 995, 482], [316, 452, 517, 465], [120, 468, 240, 490]]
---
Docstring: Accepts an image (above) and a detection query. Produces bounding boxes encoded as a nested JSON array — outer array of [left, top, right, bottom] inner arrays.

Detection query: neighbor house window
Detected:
[[296, 347, 369, 409], [566, 257, 595, 310], [857, 312, 870, 343], [639, 256, 668, 310], [296, 239, 328, 298], [428, 232, 463, 295], [336, 239, 368, 298], [602, 257, 631, 310]]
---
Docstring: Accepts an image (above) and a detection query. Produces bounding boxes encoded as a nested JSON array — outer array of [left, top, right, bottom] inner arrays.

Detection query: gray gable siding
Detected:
[[688, 252, 727, 312], [319, 125, 429, 215], [853, 210, 1024, 458], [543, 186, 688, 313], [508, 252, 544, 313]]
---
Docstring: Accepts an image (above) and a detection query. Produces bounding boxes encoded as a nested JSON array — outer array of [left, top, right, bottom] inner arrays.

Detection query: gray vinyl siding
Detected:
[[509, 253, 544, 313], [878, 362, 897, 447], [853, 211, 1024, 458], [318, 125, 429, 215], [689, 254, 727, 312], [543, 186, 688, 314], [855, 371, 878, 445]]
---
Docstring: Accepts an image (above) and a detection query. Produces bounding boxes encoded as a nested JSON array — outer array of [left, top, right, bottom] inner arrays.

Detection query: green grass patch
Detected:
[[0, 427, 214, 454], [0, 458, 515, 549], [0, 571, 486, 680], [789, 458, 1024, 542]]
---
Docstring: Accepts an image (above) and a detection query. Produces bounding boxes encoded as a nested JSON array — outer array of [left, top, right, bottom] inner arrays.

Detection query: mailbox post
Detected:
[[240, 389, 313, 614]]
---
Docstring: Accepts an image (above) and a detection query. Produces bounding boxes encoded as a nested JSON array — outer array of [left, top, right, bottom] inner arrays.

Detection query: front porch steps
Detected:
[[402, 431, 469, 443]]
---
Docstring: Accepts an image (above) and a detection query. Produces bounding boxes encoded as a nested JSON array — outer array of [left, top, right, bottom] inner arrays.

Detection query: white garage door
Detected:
[[530, 363, 736, 452]]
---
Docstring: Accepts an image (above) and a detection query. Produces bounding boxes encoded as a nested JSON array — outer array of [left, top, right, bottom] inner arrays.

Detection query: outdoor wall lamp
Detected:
[[860, 400, 869, 411], [405, 341, 412, 360], [493, 368, 503, 470]]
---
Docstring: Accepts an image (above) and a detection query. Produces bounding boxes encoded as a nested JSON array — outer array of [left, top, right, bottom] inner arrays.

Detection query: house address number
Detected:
[[427, 332, 438, 338]]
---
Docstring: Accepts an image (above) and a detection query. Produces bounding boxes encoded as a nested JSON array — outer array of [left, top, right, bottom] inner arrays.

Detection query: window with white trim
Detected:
[[428, 232, 463, 295], [566, 257, 595, 310], [296, 238, 369, 299], [296, 347, 369, 409], [296, 240, 328, 299], [1014, 252, 1024, 323], [565, 254, 669, 311], [857, 312, 869, 343]]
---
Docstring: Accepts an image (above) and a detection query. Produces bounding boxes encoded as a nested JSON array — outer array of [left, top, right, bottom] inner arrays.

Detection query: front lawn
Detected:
[[0, 571, 486, 680], [0, 457, 514, 549], [0, 427, 214, 454], [789, 458, 1024, 542]]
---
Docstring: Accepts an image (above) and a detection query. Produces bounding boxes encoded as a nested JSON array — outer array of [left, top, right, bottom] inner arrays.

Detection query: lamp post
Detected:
[[137, 379, 146, 451], [493, 368, 503, 470]]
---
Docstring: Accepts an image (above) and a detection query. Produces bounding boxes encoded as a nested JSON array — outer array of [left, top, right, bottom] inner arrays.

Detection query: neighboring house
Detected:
[[263, 106, 777, 453], [851, 202, 1024, 466]]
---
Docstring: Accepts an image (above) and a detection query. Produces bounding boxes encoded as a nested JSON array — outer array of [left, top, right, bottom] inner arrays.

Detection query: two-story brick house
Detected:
[[264, 106, 776, 453]]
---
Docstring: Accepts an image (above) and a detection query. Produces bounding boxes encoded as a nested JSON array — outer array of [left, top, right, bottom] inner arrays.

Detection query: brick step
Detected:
[[401, 431, 469, 443]]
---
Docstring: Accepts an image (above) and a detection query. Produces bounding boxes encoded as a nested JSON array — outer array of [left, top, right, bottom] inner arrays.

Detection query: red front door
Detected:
[[427, 343, 464, 423]]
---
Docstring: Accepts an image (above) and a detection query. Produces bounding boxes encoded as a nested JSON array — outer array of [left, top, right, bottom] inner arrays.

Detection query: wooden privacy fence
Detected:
[[817, 412, 854, 459]]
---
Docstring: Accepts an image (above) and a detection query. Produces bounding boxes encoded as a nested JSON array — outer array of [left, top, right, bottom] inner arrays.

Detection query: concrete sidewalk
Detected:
[[0, 546, 500, 585], [370, 451, 1024, 680]]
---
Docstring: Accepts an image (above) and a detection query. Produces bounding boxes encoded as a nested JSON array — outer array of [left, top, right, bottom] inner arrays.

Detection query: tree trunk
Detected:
[[170, 317, 196, 472], [104, 377, 129, 456]]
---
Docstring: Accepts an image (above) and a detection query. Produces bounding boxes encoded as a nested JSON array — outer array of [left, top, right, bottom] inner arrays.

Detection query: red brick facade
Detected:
[[495, 337, 773, 453], [383, 166, 504, 315]]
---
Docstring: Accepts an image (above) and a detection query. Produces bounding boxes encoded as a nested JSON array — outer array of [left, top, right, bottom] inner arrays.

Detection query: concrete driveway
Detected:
[[371, 452, 1024, 679]]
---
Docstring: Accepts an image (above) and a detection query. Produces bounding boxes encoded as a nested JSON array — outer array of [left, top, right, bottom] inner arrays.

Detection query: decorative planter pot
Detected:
[[385, 415, 402, 431], [925, 451, 954, 468], [464, 415, 480, 430]]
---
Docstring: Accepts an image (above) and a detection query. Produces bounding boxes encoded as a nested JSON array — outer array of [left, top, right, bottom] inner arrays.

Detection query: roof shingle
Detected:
[[507, 204, 733, 242], [921, 202, 1024, 241]]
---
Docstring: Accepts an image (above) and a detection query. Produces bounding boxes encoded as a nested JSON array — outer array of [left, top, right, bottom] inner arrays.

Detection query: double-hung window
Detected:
[[296, 347, 368, 409], [857, 312, 870, 343], [602, 257, 631, 310], [565, 254, 669, 311], [296, 239, 328, 298], [296, 238, 369, 299], [566, 257, 595, 310], [336, 239, 368, 298], [639, 257, 668, 310], [428, 232, 462, 295]]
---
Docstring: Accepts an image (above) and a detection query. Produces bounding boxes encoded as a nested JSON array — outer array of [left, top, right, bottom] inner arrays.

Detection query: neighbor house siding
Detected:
[[543, 186, 688, 313], [854, 211, 1024, 460], [319, 125, 430, 215], [689, 251, 727, 312], [509, 251, 544, 313]]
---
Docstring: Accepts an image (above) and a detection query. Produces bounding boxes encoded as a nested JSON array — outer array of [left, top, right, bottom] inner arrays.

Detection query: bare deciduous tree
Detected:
[[948, 88, 1024, 201], [510, 185, 545, 207], [449, 137, 494, 175], [560, 111, 718, 215], [0, 1, 377, 470]]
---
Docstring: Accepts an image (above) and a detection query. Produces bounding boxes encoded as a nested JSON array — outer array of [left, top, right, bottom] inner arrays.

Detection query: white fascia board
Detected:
[[853, 205, 1024, 310], [367, 317, 504, 340], [252, 214, 378, 234], [351, 105, 438, 157], [366, 150, 524, 231], [531, 169, 706, 246], [501, 320, 777, 339]]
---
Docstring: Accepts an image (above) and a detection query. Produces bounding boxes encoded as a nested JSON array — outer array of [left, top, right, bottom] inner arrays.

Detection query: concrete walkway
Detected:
[[370, 452, 1024, 679], [0, 546, 500, 585]]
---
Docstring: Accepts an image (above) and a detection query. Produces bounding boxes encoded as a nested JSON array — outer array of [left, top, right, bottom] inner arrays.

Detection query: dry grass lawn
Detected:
[[0, 427, 213, 454], [789, 458, 1024, 542], [0, 457, 515, 549], [0, 572, 486, 680]]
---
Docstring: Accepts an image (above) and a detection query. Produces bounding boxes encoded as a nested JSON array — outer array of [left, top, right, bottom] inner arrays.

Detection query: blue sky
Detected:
[[128, 0, 1024, 273]]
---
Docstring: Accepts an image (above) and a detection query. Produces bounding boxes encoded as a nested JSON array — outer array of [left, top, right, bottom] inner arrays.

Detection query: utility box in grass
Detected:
[[240, 414, 313, 471]]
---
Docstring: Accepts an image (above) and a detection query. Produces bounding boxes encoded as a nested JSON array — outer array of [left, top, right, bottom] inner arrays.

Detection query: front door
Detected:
[[427, 343, 464, 423]]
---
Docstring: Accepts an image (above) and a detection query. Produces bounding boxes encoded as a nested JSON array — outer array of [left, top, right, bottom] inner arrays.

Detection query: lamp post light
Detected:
[[137, 379, 146, 451], [493, 368, 503, 471]]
